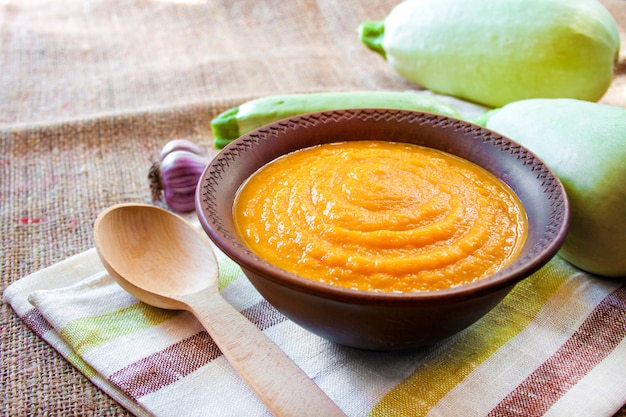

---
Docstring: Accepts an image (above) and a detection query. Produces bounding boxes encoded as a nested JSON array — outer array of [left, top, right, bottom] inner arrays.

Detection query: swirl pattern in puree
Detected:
[[234, 141, 528, 293]]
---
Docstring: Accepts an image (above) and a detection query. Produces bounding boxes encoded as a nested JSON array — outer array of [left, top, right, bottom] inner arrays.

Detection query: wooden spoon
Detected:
[[94, 203, 346, 417]]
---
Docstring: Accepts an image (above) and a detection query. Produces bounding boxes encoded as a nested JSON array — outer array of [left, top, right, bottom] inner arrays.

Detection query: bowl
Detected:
[[196, 109, 569, 351]]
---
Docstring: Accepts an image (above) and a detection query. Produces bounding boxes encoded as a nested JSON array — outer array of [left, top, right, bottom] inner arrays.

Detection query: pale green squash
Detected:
[[360, 0, 620, 108], [482, 98, 626, 277], [210, 91, 464, 149]]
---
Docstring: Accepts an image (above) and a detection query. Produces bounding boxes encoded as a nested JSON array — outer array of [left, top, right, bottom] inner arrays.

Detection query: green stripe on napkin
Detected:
[[218, 256, 243, 291], [59, 256, 243, 356], [60, 303, 179, 356]]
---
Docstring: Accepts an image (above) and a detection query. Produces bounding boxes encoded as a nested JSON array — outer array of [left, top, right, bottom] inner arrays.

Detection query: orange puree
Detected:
[[234, 141, 528, 293]]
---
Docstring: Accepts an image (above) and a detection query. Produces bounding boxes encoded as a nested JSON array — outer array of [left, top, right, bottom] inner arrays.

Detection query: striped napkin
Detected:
[[3, 218, 626, 417]]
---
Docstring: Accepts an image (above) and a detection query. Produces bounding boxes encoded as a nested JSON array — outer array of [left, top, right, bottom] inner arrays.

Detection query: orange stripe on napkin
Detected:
[[488, 284, 626, 417], [109, 299, 286, 399]]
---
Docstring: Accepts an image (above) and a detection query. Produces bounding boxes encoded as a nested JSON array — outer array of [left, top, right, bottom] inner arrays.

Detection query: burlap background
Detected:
[[2, 1, 624, 415]]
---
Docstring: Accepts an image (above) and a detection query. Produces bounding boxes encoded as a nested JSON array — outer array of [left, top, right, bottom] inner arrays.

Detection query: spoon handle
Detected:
[[182, 290, 347, 417]]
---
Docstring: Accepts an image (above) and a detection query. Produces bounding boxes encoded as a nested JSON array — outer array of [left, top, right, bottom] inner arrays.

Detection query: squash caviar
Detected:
[[234, 141, 527, 293]]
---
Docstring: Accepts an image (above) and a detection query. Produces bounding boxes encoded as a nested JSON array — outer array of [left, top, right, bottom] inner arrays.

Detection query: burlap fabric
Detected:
[[1, 1, 625, 415]]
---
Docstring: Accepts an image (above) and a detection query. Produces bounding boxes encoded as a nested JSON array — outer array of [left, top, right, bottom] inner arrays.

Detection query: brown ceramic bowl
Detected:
[[196, 109, 569, 351]]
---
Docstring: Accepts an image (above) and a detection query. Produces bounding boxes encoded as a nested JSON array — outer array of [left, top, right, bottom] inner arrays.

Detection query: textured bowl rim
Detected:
[[196, 109, 570, 304]]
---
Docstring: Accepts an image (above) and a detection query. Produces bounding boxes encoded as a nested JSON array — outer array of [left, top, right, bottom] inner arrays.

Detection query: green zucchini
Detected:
[[483, 98, 626, 277], [210, 91, 464, 149], [359, 0, 620, 108]]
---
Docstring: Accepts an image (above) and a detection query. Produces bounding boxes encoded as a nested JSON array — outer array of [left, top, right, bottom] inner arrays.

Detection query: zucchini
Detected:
[[210, 91, 464, 149], [359, 0, 620, 108], [484, 98, 626, 277]]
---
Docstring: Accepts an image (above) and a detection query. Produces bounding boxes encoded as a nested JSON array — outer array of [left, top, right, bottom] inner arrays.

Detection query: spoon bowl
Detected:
[[94, 203, 217, 310], [94, 203, 346, 417]]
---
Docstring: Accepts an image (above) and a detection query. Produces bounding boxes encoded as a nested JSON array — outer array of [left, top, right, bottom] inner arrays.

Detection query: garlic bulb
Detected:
[[159, 138, 209, 160], [149, 140, 210, 213]]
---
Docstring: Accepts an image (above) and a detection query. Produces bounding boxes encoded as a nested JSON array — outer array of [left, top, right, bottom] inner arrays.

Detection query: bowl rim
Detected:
[[197, 108, 570, 304]]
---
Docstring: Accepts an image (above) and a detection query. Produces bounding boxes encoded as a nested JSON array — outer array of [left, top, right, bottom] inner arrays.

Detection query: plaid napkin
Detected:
[[3, 218, 626, 417]]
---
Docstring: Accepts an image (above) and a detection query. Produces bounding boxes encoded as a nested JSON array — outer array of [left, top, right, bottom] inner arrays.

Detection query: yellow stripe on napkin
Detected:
[[218, 256, 244, 291], [61, 303, 179, 356], [371, 257, 576, 417]]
